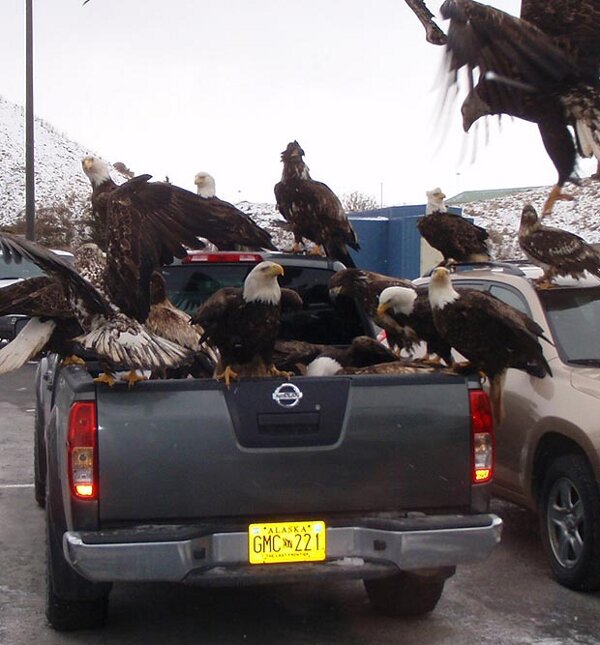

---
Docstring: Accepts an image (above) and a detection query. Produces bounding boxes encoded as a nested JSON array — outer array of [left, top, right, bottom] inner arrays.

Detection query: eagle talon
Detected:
[[93, 372, 117, 387], [62, 354, 86, 367], [215, 365, 239, 387], [121, 370, 147, 389], [268, 366, 293, 380]]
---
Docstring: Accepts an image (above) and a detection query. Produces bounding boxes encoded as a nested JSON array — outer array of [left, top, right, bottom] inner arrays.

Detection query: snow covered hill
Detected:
[[0, 96, 95, 228]]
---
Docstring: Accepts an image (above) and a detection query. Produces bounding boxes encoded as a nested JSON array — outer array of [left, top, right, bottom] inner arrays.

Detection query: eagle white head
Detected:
[[243, 261, 284, 305], [428, 267, 459, 310], [194, 172, 216, 198], [306, 356, 343, 377], [426, 187, 447, 214], [81, 155, 111, 187], [377, 286, 418, 317]]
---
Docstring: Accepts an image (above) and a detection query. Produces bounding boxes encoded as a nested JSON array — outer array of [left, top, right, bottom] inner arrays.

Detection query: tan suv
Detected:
[[415, 261, 600, 591]]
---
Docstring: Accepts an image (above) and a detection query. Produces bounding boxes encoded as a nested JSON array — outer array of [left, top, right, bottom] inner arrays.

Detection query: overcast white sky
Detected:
[[1, 0, 595, 205]]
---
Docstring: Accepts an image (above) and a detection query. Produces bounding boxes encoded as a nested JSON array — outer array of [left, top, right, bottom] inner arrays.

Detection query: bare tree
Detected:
[[341, 191, 379, 213]]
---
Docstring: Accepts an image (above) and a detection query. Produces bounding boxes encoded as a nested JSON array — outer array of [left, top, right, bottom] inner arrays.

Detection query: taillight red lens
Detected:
[[469, 390, 494, 484], [67, 401, 98, 499]]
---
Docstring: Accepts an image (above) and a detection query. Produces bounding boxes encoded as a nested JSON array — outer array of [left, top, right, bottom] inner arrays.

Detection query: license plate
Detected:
[[248, 520, 326, 565]]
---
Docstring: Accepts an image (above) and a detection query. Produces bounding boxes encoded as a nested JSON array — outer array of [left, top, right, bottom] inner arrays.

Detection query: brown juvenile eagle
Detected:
[[428, 266, 552, 423], [519, 203, 600, 288], [274, 141, 360, 267], [328, 268, 415, 352], [191, 261, 302, 385], [417, 188, 490, 264], [439, 0, 600, 215]]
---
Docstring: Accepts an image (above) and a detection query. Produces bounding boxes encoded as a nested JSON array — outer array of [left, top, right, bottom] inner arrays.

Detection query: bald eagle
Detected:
[[417, 188, 490, 265], [328, 268, 415, 352], [0, 235, 191, 386], [439, 0, 600, 215], [82, 156, 276, 261], [519, 204, 600, 288], [377, 286, 453, 366], [306, 355, 446, 377], [191, 261, 301, 385], [193, 171, 277, 251], [273, 335, 397, 375], [428, 267, 552, 423], [274, 141, 360, 267]]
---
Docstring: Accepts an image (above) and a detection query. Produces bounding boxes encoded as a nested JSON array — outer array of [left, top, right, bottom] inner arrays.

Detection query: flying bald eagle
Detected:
[[439, 0, 600, 215], [193, 171, 277, 251], [428, 267, 552, 423], [376, 286, 453, 366], [191, 261, 301, 385], [274, 141, 360, 267], [519, 203, 600, 288], [273, 335, 397, 375], [82, 156, 276, 258], [328, 268, 415, 352], [417, 188, 490, 265], [0, 235, 191, 386]]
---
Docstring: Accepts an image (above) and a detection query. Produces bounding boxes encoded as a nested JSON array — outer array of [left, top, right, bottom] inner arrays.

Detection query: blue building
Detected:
[[348, 203, 462, 279]]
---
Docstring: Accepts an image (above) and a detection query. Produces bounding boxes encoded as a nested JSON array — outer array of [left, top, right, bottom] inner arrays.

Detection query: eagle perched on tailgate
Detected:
[[274, 141, 360, 267]]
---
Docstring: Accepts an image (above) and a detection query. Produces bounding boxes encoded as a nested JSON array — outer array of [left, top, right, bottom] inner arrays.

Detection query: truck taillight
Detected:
[[183, 252, 265, 263], [67, 401, 98, 499], [469, 390, 494, 484]]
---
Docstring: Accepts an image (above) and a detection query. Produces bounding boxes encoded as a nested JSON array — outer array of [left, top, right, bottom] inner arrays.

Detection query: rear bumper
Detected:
[[63, 514, 502, 585]]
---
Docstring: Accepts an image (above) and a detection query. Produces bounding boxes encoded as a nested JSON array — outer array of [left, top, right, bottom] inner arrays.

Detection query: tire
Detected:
[[45, 465, 111, 630], [364, 569, 451, 617], [33, 402, 46, 508], [539, 453, 600, 591]]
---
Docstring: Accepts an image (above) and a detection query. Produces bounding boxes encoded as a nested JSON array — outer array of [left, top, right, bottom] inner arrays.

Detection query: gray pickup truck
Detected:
[[35, 252, 502, 631]]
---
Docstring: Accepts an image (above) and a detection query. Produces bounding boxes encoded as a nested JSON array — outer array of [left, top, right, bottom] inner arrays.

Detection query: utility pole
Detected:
[[25, 0, 35, 241]]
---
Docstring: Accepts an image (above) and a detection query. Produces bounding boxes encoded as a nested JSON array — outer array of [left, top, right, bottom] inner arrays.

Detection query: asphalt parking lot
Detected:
[[2, 363, 600, 644]]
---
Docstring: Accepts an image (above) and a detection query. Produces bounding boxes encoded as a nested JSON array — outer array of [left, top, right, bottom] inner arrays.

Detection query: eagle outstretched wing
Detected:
[[0, 276, 72, 319], [0, 234, 112, 317]]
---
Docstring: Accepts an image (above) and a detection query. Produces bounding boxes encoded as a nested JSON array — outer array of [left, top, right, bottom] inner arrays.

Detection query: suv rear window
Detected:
[[539, 287, 600, 363], [161, 263, 367, 345]]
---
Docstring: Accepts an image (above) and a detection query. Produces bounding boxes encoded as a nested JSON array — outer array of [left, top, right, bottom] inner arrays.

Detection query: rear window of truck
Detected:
[[160, 263, 367, 345]]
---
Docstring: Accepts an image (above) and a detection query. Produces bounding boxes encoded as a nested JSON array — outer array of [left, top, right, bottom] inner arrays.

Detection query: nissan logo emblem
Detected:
[[272, 383, 303, 408]]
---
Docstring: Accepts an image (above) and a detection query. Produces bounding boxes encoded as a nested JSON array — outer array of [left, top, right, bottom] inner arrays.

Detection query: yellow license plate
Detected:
[[248, 520, 326, 565]]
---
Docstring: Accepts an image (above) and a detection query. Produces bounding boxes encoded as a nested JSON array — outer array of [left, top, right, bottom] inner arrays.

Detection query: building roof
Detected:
[[447, 186, 544, 204]]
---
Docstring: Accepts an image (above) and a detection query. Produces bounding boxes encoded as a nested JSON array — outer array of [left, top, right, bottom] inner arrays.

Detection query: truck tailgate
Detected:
[[96, 373, 473, 523]]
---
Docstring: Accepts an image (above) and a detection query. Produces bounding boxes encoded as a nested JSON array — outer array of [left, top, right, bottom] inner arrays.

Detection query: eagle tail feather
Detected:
[[0, 318, 55, 375], [324, 242, 357, 268], [488, 371, 506, 427], [75, 323, 192, 371]]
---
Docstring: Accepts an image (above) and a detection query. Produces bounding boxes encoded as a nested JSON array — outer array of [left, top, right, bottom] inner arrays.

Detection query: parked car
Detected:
[[415, 261, 600, 591], [0, 247, 74, 342]]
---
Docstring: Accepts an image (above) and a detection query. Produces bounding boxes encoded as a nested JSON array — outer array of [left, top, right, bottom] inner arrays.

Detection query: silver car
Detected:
[[415, 262, 600, 591]]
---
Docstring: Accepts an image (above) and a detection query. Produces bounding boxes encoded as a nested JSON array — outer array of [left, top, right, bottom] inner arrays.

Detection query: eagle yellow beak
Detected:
[[269, 263, 284, 277], [376, 302, 390, 317], [82, 157, 93, 170]]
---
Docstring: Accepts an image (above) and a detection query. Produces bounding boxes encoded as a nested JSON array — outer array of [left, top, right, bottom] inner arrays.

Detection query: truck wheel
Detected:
[[364, 570, 447, 617], [539, 454, 600, 591], [33, 403, 46, 508], [45, 482, 111, 630]]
